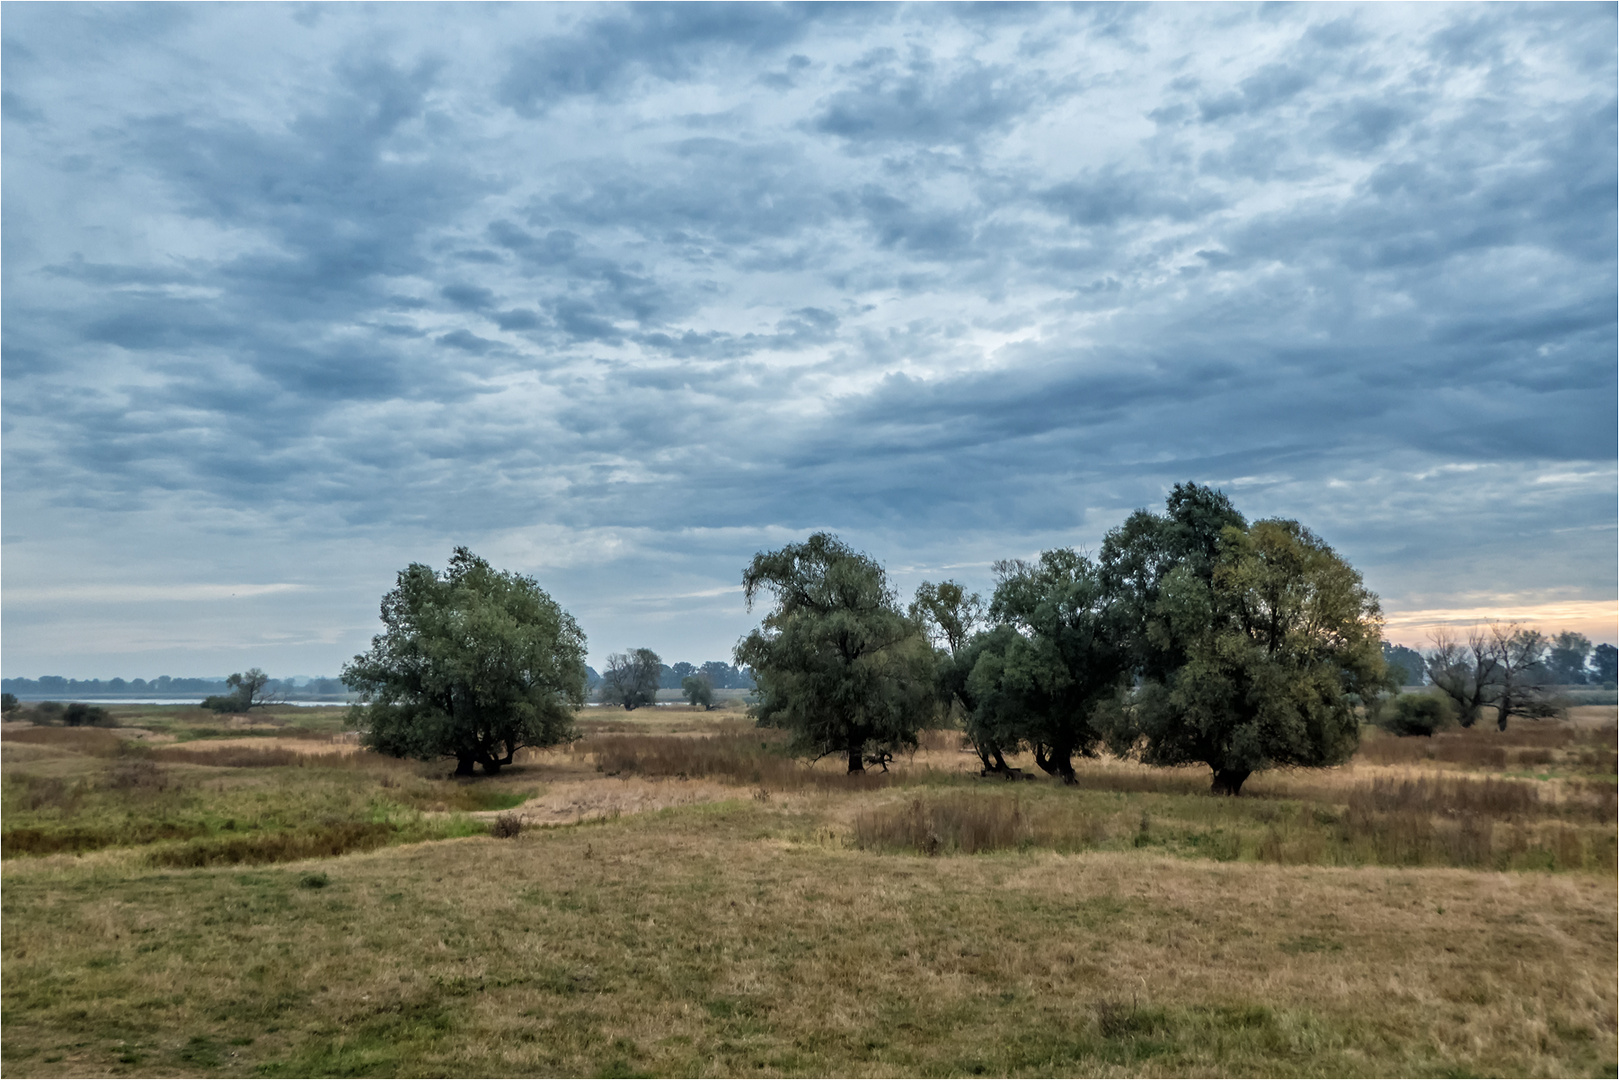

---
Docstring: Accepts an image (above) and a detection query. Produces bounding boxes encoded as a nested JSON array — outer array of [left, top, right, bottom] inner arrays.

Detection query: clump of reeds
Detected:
[[853, 793, 1111, 855], [574, 732, 896, 790], [1345, 774, 1539, 818]]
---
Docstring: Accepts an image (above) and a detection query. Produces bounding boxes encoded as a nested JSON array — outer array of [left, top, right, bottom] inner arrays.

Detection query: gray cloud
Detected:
[[2, 2, 1613, 676]]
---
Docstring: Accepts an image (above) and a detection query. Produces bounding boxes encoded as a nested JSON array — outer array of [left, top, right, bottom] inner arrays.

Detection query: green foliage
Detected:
[[599, 648, 661, 710], [680, 674, 714, 710], [1100, 482, 1249, 684], [1, 692, 17, 713], [1378, 694, 1452, 738], [909, 580, 995, 766], [1112, 502, 1389, 795], [963, 551, 1131, 783], [736, 533, 936, 773], [342, 547, 587, 776]]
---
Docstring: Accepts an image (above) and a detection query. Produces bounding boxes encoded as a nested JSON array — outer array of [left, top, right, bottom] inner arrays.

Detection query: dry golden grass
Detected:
[[2, 708, 1614, 1076], [2, 801, 1613, 1077]]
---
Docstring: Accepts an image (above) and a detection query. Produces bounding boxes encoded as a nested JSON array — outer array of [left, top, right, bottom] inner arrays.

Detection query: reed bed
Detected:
[[851, 785, 1616, 871], [1356, 720, 1617, 771], [574, 731, 900, 790]]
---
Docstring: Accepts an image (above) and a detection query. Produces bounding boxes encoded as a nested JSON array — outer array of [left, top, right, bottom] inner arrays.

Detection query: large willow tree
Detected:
[[343, 547, 588, 776], [736, 533, 935, 774], [1112, 513, 1389, 795]]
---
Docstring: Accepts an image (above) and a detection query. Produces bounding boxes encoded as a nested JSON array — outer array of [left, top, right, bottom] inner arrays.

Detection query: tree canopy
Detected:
[[599, 648, 662, 710], [342, 547, 588, 776], [1113, 516, 1388, 794], [681, 672, 714, 710], [962, 551, 1131, 783], [736, 533, 934, 773]]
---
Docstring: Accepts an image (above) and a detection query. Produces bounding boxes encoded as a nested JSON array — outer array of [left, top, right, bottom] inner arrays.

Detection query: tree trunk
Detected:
[[454, 756, 476, 777], [1033, 743, 1077, 785], [846, 743, 865, 774], [482, 756, 502, 776], [1211, 768, 1250, 796]]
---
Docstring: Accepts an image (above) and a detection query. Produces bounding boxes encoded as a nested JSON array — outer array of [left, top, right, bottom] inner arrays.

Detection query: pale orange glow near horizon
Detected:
[[1381, 600, 1619, 649]]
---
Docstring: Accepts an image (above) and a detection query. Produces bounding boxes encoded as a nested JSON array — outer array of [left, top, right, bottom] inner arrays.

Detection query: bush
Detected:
[[1379, 694, 1450, 737], [63, 702, 115, 728], [489, 813, 523, 839]]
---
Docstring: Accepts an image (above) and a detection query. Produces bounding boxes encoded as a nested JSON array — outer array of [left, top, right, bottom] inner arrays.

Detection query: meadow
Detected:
[[2, 703, 1614, 1077]]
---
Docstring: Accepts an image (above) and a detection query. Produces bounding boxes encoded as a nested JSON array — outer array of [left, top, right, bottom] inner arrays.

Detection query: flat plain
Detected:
[[2, 703, 1614, 1077]]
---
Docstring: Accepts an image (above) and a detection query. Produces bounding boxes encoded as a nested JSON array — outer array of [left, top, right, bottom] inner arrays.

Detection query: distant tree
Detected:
[[1113, 516, 1388, 795], [1, 692, 17, 713], [203, 668, 279, 713], [699, 660, 735, 689], [1424, 628, 1499, 729], [681, 673, 714, 710], [342, 547, 587, 776], [963, 552, 1130, 784], [599, 649, 662, 709], [736, 533, 935, 773], [1546, 631, 1593, 685], [1487, 623, 1556, 729], [1381, 642, 1426, 687], [671, 661, 697, 681], [1593, 643, 1618, 687]]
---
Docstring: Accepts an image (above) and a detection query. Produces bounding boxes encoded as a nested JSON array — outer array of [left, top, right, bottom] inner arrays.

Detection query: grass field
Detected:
[[2, 703, 1614, 1077]]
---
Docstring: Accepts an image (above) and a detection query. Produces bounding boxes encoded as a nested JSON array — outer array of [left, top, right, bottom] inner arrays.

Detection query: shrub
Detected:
[[489, 813, 523, 839], [62, 702, 115, 727], [1379, 694, 1450, 737]]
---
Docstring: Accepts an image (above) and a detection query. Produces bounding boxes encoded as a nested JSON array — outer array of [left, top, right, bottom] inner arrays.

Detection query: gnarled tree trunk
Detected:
[[846, 743, 864, 774], [1033, 743, 1078, 785]]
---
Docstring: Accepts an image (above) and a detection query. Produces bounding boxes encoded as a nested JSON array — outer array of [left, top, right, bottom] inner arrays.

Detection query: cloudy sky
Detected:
[[3, 2, 1615, 679]]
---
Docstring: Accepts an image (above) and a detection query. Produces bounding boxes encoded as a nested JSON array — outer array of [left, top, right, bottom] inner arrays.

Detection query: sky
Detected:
[[3, 2, 1615, 680]]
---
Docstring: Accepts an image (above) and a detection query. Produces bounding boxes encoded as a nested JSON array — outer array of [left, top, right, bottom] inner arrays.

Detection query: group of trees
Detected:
[[593, 652, 751, 710], [334, 487, 1604, 790], [1419, 626, 1611, 731], [738, 485, 1385, 795]]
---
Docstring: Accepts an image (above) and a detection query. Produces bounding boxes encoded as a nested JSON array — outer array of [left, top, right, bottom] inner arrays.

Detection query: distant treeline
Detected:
[[3, 665, 753, 701], [581, 662, 754, 692], [0, 675, 350, 700]]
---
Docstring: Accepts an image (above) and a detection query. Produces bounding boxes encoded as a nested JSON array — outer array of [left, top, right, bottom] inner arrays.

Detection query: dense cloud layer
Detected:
[[4, 3, 1614, 676]]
